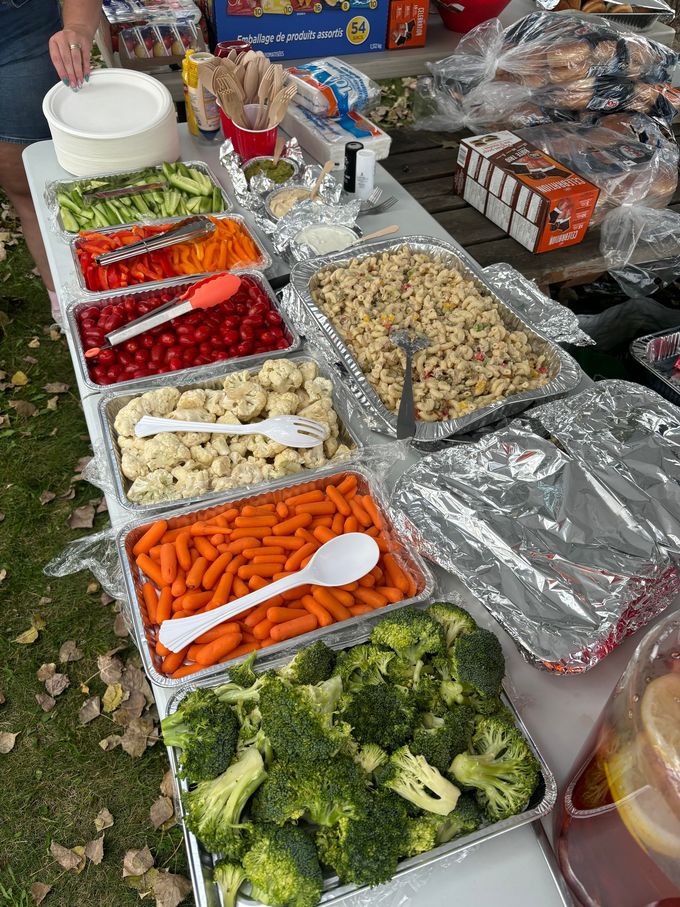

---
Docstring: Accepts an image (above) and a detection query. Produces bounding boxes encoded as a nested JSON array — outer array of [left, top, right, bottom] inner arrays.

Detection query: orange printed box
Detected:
[[454, 131, 600, 254], [387, 0, 428, 49]]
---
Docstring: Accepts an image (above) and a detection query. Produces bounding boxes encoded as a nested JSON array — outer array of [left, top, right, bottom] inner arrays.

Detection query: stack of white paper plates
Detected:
[[43, 69, 180, 177]]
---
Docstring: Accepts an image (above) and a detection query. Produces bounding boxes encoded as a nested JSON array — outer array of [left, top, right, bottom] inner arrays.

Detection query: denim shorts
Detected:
[[0, 0, 62, 144]]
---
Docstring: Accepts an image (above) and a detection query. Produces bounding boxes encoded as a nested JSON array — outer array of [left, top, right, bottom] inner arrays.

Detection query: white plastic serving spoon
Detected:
[[157, 532, 380, 652]]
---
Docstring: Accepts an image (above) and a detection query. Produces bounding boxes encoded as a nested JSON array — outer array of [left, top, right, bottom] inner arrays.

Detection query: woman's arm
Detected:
[[49, 0, 101, 90]]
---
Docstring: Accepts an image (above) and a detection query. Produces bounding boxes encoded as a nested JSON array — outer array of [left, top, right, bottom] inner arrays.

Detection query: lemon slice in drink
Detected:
[[641, 672, 680, 778]]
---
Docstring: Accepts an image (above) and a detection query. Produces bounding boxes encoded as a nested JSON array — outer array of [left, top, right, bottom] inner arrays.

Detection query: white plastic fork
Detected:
[[134, 414, 329, 449]]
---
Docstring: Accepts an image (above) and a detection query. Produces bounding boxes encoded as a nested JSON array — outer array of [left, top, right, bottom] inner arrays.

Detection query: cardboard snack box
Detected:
[[454, 131, 601, 253], [387, 0, 427, 49]]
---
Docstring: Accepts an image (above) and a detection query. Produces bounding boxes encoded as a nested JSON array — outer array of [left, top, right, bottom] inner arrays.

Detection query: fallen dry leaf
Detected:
[[152, 871, 192, 907], [43, 382, 69, 394], [36, 693, 56, 712], [87, 580, 100, 595], [99, 734, 122, 751], [101, 592, 114, 606], [15, 626, 38, 645], [49, 841, 85, 873], [11, 370, 28, 386], [121, 663, 153, 704], [59, 640, 84, 662], [60, 487, 76, 501], [46, 396, 59, 411], [126, 868, 159, 896], [28, 336, 40, 349], [49, 327, 61, 341], [160, 769, 176, 800], [0, 689, 5, 706], [30, 882, 52, 905], [103, 683, 126, 713], [80, 683, 90, 694], [32, 613, 46, 630], [24, 355, 38, 365], [69, 504, 95, 530], [123, 846, 154, 878], [0, 732, 18, 753], [9, 399, 37, 417], [38, 595, 53, 606], [118, 689, 146, 720], [78, 696, 101, 725], [94, 807, 114, 832], [96, 498, 108, 514], [39, 490, 56, 505], [85, 835, 105, 865], [149, 796, 175, 830], [0, 569, 6, 585], [98, 654, 123, 684], [45, 673, 69, 697], [37, 663, 56, 681], [120, 716, 155, 758]]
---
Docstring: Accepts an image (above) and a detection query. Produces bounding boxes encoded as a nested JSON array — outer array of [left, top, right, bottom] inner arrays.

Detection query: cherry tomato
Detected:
[[97, 348, 116, 365], [168, 356, 183, 371], [141, 334, 155, 349], [235, 340, 253, 357], [159, 332, 176, 346], [194, 325, 211, 342], [134, 349, 149, 365], [222, 329, 239, 346], [124, 340, 139, 354]]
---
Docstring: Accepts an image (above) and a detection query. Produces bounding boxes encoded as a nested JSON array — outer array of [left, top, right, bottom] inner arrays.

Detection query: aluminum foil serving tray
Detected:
[[159, 619, 556, 907], [290, 235, 581, 441]]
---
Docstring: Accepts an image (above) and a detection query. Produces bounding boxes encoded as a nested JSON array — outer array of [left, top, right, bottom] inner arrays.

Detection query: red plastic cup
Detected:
[[215, 40, 252, 57], [230, 103, 277, 161], [218, 103, 236, 142], [434, 0, 510, 32]]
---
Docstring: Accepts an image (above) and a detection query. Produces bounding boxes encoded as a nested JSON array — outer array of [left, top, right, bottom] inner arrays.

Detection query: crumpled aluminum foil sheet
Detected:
[[483, 263, 594, 347], [276, 199, 361, 266], [528, 380, 680, 557], [393, 420, 680, 672]]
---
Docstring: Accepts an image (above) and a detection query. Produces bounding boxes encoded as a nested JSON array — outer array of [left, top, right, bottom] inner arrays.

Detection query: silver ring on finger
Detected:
[[69, 42, 82, 49]]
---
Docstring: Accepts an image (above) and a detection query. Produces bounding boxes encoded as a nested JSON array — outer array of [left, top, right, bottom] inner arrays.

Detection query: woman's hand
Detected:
[[49, 25, 94, 90]]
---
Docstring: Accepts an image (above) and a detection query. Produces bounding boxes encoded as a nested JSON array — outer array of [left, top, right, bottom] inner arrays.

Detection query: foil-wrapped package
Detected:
[[275, 199, 361, 265], [393, 422, 680, 672], [219, 137, 305, 210]]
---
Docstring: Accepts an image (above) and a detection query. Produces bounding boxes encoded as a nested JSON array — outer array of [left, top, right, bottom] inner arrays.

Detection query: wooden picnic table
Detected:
[[383, 126, 680, 290]]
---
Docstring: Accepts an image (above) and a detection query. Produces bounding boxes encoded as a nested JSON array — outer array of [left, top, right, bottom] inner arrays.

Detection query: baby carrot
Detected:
[[249, 574, 271, 591], [358, 573, 376, 588], [349, 604, 373, 616], [375, 586, 403, 604], [313, 526, 337, 544], [234, 515, 278, 528], [171, 663, 206, 679], [285, 542, 316, 572], [344, 515, 359, 533], [326, 485, 351, 516], [238, 562, 282, 580], [268, 606, 308, 623], [258, 638, 278, 649], [310, 516, 333, 529], [301, 594, 334, 627], [252, 555, 286, 565], [190, 524, 229, 537], [244, 601, 275, 627], [207, 572, 234, 609], [332, 512, 345, 535], [227, 555, 247, 575], [327, 587, 354, 608], [355, 587, 388, 609], [295, 527, 318, 546], [312, 587, 351, 621], [231, 527, 271, 540], [233, 576, 250, 598], [406, 575, 418, 598], [295, 501, 336, 516], [195, 622, 241, 644], [244, 546, 284, 558], [362, 495, 383, 529], [263, 535, 304, 550], [133, 520, 168, 556], [340, 581, 359, 592], [220, 640, 260, 662], [183, 591, 213, 612], [276, 501, 289, 520], [155, 640, 171, 657], [171, 568, 187, 598], [349, 497, 372, 528], [272, 512, 313, 536], [194, 536, 219, 562], [370, 565, 384, 583], [194, 632, 242, 666], [162, 647, 189, 675], [217, 508, 239, 523], [149, 545, 162, 560], [142, 582, 159, 624], [173, 609, 191, 619], [186, 556, 208, 589], [202, 552, 232, 590], [253, 618, 275, 640], [159, 527, 184, 544], [270, 613, 318, 642], [242, 504, 276, 515], [175, 532, 192, 571], [156, 587, 173, 623], [285, 490, 324, 506], [136, 553, 165, 587], [282, 584, 310, 602], [336, 474, 357, 495], [383, 553, 409, 594], [160, 543, 177, 585], [210, 533, 225, 546]]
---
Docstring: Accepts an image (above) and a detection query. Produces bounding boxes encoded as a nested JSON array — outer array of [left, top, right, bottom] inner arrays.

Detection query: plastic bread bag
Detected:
[[515, 119, 679, 225], [286, 58, 381, 117], [537, 77, 680, 125], [577, 109, 676, 144], [536, 0, 675, 22], [600, 203, 680, 272]]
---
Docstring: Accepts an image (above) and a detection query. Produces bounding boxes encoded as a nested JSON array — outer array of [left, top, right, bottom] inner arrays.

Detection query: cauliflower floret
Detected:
[[210, 456, 232, 478], [266, 392, 299, 417], [230, 460, 265, 487], [229, 450, 245, 467], [121, 447, 149, 481], [223, 369, 251, 390], [298, 399, 338, 426], [298, 361, 318, 383], [216, 413, 242, 426], [332, 444, 352, 460], [171, 465, 211, 498], [324, 436, 340, 458], [177, 431, 212, 447], [190, 444, 215, 467], [260, 463, 280, 482], [229, 435, 250, 457], [114, 398, 150, 438], [204, 389, 226, 417], [246, 433, 286, 459], [212, 476, 235, 492], [127, 468, 176, 504], [170, 408, 216, 424], [144, 433, 191, 471], [300, 444, 327, 469], [208, 436, 232, 457], [221, 381, 267, 420], [140, 387, 181, 417], [177, 388, 207, 410], [303, 377, 334, 403], [258, 360, 303, 394], [273, 449, 303, 475], [118, 436, 146, 451]]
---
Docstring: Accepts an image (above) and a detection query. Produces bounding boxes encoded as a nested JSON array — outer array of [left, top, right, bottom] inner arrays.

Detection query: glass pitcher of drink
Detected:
[[557, 612, 680, 907]]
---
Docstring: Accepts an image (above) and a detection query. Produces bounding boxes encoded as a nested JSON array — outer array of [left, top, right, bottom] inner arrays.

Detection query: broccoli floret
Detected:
[[340, 683, 417, 752], [278, 640, 337, 686], [410, 705, 475, 773], [229, 651, 258, 688], [449, 716, 540, 822], [403, 793, 483, 856], [214, 670, 270, 706], [354, 743, 389, 778], [252, 754, 370, 827], [384, 746, 461, 816], [370, 607, 446, 665], [428, 602, 477, 649], [449, 629, 505, 701], [243, 824, 323, 907], [184, 746, 267, 855], [403, 814, 440, 857], [161, 688, 239, 783], [316, 790, 409, 887], [333, 644, 394, 692], [237, 707, 274, 765], [213, 860, 246, 907], [259, 675, 349, 764]]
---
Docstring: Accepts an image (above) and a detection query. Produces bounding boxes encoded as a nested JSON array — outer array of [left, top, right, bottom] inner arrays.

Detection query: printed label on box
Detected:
[[387, 0, 427, 49]]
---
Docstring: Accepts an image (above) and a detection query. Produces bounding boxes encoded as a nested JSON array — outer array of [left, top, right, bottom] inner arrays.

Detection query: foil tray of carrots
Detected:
[[117, 467, 435, 688], [70, 214, 271, 297]]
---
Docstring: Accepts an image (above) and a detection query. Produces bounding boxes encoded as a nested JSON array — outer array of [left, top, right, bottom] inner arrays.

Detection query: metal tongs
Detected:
[[82, 180, 168, 202], [95, 216, 216, 266]]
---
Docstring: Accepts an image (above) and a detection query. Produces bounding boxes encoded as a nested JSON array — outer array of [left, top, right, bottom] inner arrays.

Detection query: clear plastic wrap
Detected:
[[600, 203, 680, 270], [44, 526, 127, 602]]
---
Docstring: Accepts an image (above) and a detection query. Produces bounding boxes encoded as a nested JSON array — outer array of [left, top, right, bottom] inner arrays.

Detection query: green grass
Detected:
[[0, 229, 188, 904]]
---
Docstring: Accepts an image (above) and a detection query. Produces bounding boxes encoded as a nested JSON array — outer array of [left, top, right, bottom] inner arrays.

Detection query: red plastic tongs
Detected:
[[84, 272, 242, 359]]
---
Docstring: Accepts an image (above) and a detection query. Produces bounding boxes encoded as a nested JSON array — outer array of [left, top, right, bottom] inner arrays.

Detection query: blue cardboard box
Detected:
[[212, 0, 388, 60]]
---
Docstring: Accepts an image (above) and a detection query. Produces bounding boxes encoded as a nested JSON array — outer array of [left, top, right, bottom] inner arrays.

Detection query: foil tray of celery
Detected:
[[159, 607, 557, 907]]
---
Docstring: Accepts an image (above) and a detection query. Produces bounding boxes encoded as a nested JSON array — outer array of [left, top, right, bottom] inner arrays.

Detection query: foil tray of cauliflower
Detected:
[[99, 355, 361, 513]]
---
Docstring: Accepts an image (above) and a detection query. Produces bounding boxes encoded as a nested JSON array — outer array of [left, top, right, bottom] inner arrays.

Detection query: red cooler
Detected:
[[434, 0, 510, 32]]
